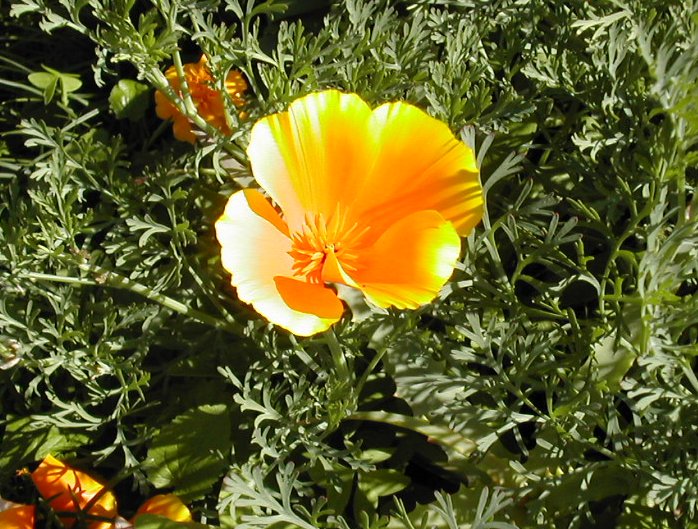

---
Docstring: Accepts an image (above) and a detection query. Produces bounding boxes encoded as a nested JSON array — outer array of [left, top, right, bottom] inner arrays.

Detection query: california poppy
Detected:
[[0, 501, 35, 529], [216, 90, 482, 336], [132, 494, 192, 523], [155, 55, 247, 143], [31, 455, 117, 529]]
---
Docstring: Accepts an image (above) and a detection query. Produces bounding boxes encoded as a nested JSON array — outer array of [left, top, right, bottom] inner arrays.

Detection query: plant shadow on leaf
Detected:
[[145, 404, 232, 502]]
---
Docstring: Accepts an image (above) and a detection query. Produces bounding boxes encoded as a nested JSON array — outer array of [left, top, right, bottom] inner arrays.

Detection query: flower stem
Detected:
[[355, 319, 408, 397], [324, 330, 350, 382], [23, 265, 244, 336], [149, 53, 246, 164]]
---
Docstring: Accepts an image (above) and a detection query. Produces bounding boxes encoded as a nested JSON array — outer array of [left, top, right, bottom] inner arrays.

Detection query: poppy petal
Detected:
[[274, 276, 345, 320], [154, 90, 177, 120], [351, 210, 461, 309], [247, 91, 374, 231], [31, 455, 117, 529], [171, 115, 196, 143], [216, 189, 343, 336], [134, 494, 192, 523], [355, 101, 482, 237], [0, 504, 35, 529]]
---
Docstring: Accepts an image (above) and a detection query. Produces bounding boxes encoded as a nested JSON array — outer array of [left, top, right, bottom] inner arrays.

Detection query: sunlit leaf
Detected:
[[145, 404, 232, 501]]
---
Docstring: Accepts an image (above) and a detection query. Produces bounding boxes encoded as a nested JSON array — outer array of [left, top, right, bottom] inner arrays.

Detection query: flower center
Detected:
[[289, 210, 368, 284]]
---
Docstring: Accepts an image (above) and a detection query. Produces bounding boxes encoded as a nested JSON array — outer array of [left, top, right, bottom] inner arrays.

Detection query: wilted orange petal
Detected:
[[154, 90, 177, 120], [216, 189, 343, 336], [225, 70, 248, 107], [134, 494, 192, 523], [31, 455, 117, 529], [247, 91, 374, 232], [355, 101, 482, 237], [0, 504, 35, 529], [163, 64, 181, 88], [171, 115, 196, 144], [351, 210, 461, 309], [155, 56, 247, 143]]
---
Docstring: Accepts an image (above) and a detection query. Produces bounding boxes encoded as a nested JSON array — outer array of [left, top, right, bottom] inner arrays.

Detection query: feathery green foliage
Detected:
[[1, 0, 696, 528]]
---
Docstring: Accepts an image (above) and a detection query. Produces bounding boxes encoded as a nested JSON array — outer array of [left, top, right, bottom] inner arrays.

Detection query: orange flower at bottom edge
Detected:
[[132, 494, 192, 523], [155, 55, 247, 143], [31, 455, 117, 529], [215, 90, 483, 336], [0, 502, 35, 529]]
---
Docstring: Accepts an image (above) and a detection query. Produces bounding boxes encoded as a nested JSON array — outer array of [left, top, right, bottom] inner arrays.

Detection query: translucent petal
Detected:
[[247, 91, 374, 231], [31, 455, 117, 529], [134, 494, 192, 523], [216, 189, 343, 336], [0, 505, 35, 529], [247, 91, 482, 239], [274, 276, 345, 319], [350, 210, 461, 309], [154, 89, 176, 120], [354, 101, 482, 237], [171, 115, 196, 143]]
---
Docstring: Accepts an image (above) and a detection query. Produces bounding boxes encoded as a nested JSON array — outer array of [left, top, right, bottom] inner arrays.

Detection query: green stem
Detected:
[[599, 181, 656, 316], [324, 330, 350, 382], [355, 343, 387, 397], [354, 319, 409, 397], [23, 265, 244, 336], [148, 56, 246, 164], [22, 272, 96, 286]]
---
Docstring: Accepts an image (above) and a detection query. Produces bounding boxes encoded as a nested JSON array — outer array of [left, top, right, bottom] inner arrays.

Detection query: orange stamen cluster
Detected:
[[289, 209, 369, 284]]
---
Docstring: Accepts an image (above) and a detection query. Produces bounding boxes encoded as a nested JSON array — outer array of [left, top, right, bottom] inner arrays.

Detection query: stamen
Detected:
[[288, 208, 368, 284]]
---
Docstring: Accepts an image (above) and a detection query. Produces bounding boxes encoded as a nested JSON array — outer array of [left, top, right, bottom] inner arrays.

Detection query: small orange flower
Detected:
[[0, 501, 35, 529], [31, 455, 117, 529], [216, 90, 483, 336], [132, 494, 192, 523], [155, 55, 247, 143]]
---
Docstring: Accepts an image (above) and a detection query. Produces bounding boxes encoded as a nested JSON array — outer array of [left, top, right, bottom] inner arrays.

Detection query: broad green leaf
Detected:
[[109, 79, 150, 121], [358, 469, 410, 505], [359, 448, 394, 464], [145, 404, 232, 501], [308, 461, 354, 514], [592, 335, 636, 391], [348, 411, 477, 457], [60, 75, 82, 93], [27, 71, 55, 89], [27, 67, 81, 105], [0, 417, 90, 477], [616, 502, 690, 529]]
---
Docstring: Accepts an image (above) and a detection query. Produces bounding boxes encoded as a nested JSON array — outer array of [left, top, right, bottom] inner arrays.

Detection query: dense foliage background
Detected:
[[1, 0, 696, 528]]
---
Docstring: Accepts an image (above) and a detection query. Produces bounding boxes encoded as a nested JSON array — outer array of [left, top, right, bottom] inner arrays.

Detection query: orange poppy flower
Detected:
[[31, 455, 117, 529], [0, 502, 35, 529], [155, 55, 247, 143], [132, 494, 192, 523], [216, 90, 482, 336]]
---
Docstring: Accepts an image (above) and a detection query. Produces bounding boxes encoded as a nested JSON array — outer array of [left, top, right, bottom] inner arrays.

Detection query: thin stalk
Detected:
[[355, 318, 408, 397], [147, 58, 245, 164], [23, 265, 244, 337], [324, 330, 350, 382]]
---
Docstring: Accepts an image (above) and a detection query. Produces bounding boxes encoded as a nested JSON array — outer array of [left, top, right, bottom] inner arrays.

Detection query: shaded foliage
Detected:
[[1, 0, 696, 528]]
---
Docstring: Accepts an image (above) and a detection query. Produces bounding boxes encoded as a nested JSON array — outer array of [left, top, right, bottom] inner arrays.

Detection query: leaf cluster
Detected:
[[0, 0, 696, 528]]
